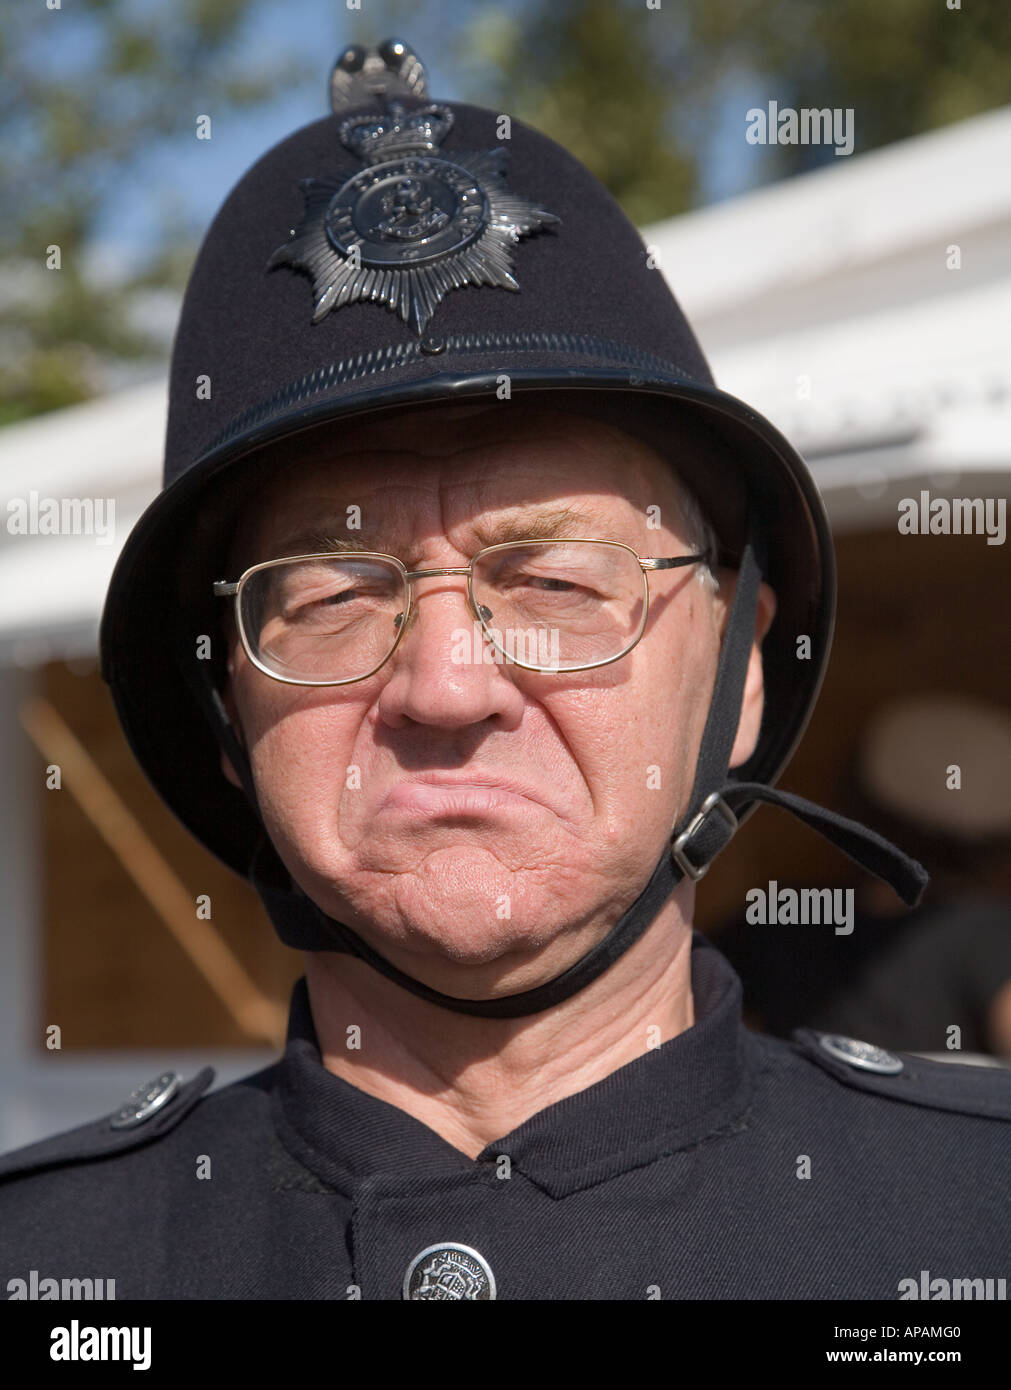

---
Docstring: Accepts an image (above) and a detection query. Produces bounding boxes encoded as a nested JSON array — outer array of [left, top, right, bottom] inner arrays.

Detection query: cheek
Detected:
[[232, 669, 364, 832], [628, 594, 721, 803], [538, 654, 709, 822]]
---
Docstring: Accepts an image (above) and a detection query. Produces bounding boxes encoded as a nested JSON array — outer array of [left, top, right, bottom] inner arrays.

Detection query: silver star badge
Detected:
[[268, 97, 559, 335]]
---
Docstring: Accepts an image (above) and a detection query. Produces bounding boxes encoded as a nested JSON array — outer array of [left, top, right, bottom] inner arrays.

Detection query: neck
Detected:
[[304, 891, 696, 1159]]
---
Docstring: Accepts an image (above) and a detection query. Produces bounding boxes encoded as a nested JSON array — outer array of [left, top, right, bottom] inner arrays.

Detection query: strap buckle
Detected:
[[671, 792, 739, 881]]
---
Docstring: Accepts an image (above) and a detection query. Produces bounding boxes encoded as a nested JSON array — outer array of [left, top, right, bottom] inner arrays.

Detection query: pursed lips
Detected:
[[377, 770, 554, 817]]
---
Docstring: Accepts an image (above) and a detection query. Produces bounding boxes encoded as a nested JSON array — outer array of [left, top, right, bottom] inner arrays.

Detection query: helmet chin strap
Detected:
[[198, 541, 928, 1020]]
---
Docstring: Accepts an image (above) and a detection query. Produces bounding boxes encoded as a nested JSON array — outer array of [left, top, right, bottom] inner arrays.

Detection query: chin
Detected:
[[308, 846, 584, 968]]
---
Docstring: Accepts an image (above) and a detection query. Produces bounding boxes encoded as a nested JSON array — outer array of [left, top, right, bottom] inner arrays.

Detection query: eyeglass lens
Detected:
[[241, 542, 647, 682]]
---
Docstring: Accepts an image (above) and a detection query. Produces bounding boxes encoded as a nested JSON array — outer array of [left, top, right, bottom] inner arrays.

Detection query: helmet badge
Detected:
[[268, 44, 559, 335]]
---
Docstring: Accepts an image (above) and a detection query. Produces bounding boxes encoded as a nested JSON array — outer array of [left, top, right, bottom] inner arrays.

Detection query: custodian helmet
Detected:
[[100, 40, 924, 1017]]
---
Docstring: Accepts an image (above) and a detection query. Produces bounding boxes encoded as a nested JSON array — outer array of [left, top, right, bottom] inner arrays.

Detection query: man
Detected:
[[1, 39, 1007, 1301], [215, 399, 769, 1162]]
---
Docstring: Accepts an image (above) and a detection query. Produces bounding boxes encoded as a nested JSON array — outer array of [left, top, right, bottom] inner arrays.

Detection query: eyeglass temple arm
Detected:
[[213, 581, 239, 597], [640, 552, 712, 572]]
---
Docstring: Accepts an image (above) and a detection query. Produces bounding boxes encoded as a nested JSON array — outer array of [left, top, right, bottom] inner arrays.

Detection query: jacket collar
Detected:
[[273, 932, 753, 1199]]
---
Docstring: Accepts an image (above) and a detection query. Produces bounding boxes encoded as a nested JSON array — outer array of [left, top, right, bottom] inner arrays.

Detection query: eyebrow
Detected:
[[266, 506, 603, 564]]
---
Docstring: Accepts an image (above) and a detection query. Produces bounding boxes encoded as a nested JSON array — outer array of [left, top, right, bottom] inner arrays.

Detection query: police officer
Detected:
[[1, 40, 1008, 1301]]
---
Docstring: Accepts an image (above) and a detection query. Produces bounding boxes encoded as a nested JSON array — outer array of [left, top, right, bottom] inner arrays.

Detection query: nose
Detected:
[[375, 577, 526, 731]]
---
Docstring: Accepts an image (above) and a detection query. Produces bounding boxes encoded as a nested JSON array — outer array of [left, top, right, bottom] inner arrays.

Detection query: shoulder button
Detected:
[[816, 1034, 904, 1075], [109, 1071, 182, 1130]]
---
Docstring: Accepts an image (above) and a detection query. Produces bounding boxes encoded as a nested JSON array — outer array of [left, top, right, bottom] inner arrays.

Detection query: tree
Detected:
[[0, 0, 308, 426], [691, 0, 1011, 179], [453, 0, 1009, 211], [447, 0, 699, 226]]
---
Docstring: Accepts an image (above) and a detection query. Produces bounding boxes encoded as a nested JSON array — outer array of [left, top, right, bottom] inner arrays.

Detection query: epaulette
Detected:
[[792, 1030, 1011, 1121], [0, 1068, 215, 1183]]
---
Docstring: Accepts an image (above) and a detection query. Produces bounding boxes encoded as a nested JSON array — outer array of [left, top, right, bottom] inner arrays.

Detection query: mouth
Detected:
[[377, 772, 551, 818]]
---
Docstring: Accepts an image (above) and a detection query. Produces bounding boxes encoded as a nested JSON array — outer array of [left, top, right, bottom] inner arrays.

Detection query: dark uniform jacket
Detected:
[[2, 934, 1008, 1300]]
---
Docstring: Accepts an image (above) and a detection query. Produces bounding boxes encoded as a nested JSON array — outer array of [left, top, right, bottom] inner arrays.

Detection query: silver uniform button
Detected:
[[818, 1034, 904, 1075], [109, 1071, 182, 1130], [403, 1243, 497, 1300]]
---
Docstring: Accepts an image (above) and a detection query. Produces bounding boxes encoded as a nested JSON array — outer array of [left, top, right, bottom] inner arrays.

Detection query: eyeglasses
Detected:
[[213, 538, 711, 686]]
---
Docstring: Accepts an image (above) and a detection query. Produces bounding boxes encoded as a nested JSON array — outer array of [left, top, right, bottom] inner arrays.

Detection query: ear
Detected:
[[712, 569, 778, 770]]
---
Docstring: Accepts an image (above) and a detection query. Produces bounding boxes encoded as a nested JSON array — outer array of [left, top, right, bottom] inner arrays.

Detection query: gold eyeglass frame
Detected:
[[213, 538, 711, 686]]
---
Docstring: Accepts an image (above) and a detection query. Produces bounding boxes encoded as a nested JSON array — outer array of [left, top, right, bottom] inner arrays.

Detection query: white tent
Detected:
[[641, 103, 1011, 529]]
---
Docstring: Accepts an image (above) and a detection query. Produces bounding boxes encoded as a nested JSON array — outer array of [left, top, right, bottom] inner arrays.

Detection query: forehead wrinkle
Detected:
[[245, 471, 432, 564], [237, 416, 686, 568], [436, 422, 678, 521], [265, 504, 611, 568]]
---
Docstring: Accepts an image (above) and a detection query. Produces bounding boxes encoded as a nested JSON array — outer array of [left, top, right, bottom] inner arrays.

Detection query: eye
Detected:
[[283, 583, 382, 622], [528, 576, 577, 592], [285, 587, 354, 617], [314, 589, 359, 606]]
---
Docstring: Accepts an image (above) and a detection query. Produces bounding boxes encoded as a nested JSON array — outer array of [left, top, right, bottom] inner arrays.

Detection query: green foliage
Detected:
[[0, 0, 308, 425], [456, 0, 1008, 203], [692, 0, 1011, 177], [453, 0, 698, 225]]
